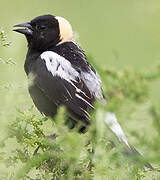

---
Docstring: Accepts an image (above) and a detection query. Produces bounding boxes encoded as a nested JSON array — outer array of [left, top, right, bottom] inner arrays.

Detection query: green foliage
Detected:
[[1, 64, 160, 179], [1, 33, 160, 179], [0, 29, 16, 65], [0, 29, 11, 47]]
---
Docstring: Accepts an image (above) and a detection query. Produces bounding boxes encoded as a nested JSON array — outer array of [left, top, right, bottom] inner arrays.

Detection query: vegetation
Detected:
[[0, 29, 15, 65], [0, 29, 160, 179]]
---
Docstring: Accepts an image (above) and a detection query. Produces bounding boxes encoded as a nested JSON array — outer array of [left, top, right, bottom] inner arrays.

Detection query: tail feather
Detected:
[[104, 112, 154, 170], [128, 144, 154, 170]]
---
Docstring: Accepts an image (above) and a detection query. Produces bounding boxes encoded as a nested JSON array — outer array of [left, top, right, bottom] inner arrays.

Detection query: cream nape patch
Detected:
[[55, 16, 74, 44]]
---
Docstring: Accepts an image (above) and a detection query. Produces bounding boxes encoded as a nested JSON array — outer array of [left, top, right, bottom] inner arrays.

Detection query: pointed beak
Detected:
[[13, 22, 33, 35]]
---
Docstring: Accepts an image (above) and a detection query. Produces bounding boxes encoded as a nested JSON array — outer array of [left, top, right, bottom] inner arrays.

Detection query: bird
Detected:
[[13, 14, 153, 169], [13, 14, 104, 132]]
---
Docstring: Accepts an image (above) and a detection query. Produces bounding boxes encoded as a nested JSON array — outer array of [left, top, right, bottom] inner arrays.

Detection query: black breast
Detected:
[[24, 48, 58, 118]]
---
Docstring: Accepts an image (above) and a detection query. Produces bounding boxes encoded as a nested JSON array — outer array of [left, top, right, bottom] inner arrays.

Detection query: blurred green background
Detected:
[[1, 0, 160, 178], [2, 0, 160, 68]]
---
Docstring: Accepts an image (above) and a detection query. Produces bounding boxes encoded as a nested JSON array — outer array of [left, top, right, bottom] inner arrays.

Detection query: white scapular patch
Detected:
[[41, 51, 103, 107], [55, 16, 74, 45], [41, 51, 79, 83], [104, 112, 130, 148]]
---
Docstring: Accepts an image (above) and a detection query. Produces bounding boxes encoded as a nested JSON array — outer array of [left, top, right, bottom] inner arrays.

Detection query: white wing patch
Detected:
[[41, 51, 79, 83]]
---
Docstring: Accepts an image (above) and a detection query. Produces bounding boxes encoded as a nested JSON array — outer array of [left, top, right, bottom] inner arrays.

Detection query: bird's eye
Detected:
[[36, 25, 46, 30], [39, 25, 46, 30]]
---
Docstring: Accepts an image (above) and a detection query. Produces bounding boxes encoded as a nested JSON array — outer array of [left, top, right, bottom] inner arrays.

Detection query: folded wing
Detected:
[[30, 51, 103, 125]]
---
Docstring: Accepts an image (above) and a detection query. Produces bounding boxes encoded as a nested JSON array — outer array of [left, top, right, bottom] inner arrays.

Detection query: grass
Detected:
[[1, 26, 160, 179]]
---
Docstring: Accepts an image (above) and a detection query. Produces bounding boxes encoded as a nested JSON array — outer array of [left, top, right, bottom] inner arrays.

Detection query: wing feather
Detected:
[[30, 51, 103, 125]]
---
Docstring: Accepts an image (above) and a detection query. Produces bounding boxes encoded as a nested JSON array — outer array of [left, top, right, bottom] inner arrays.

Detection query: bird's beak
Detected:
[[13, 22, 33, 35]]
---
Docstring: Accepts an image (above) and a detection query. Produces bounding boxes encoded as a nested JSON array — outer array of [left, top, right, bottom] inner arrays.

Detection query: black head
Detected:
[[13, 14, 74, 51]]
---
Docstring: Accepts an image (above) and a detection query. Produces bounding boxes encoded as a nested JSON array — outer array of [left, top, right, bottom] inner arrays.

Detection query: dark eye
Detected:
[[39, 25, 46, 30], [36, 25, 46, 30]]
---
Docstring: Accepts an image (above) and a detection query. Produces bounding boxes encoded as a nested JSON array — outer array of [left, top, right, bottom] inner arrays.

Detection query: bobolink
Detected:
[[14, 14, 153, 169], [14, 14, 104, 132]]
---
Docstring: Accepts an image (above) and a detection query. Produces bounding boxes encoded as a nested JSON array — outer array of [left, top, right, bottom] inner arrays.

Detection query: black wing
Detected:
[[29, 50, 103, 126]]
